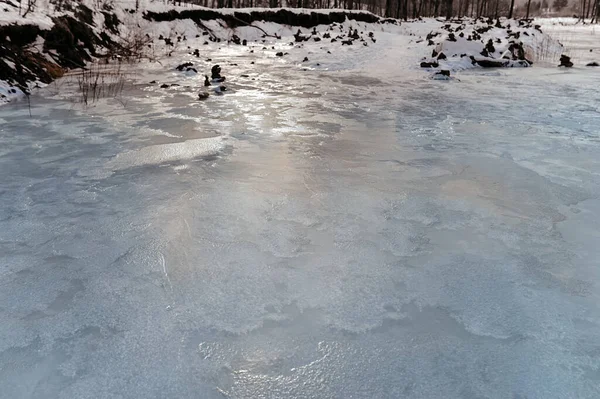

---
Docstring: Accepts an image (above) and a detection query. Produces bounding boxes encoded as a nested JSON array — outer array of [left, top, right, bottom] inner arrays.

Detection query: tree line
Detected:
[[175, 0, 599, 21]]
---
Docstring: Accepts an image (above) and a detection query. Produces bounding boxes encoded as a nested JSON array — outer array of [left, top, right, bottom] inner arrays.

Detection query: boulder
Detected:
[[559, 54, 573, 67], [211, 64, 222, 78]]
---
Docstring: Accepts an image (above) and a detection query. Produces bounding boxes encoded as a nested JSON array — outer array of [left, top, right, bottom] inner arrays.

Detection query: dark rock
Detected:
[[193, 49, 200, 57], [242, 39, 247, 46], [586, 62, 599, 67], [559, 54, 573, 67], [437, 52, 446, 60], [186, 67, 197, 73], [447, 33, 457, 42], [204, 75, 210, 86], [428, 39, 435, 46], [420, 61, 439, 68], [160, 83, 170, 88], [176, 62, 193, 71], [231, 34, 241, 45], [341, 40, 353, 45], [314, 37, 321, 42], [303, 57, 309, 62], [276, 52, 284, 56], [211, 64, 222, 78], [485, 39, 495, 54], [150, 80, 157, 84], [470, 56, 508, 68], [323, 32, 331, 39], [198, 92, 209, 100]]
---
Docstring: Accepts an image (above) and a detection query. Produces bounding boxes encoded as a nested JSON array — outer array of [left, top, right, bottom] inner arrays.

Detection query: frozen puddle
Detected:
[[1, 28, 600, 399]]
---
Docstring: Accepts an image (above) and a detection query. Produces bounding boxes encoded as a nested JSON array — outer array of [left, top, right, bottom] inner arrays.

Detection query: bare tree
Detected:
[[22, 0, 37, 17]]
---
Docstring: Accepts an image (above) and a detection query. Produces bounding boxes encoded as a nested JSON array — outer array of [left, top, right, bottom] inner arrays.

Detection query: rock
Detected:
[[432, 70, 451, 80], [437, 52, 447, 60], [420, 61, 439, 68], [294, 29, 308, 42], [242, 39, 247, 46], [586, 62, 599, 67], [276, 52, 284, 57], [186, 67, 197, 73], [160, 83, 170, 88], [198, 92, 209, 100], [470, 56, 508, 68], [150, 80, 157, 84], [559, 54, 573, 67], [314, 37, 321, 42], [447, 33, 457, 42], [428, 39, 435, 46], [240, 74, 250, 77], [508, 42, 527, 61], [341, 40, 353, 45], [485, 39, 495, 54], [303, 57, 309, 62], [323, 32, 331, 39], [175, 62, 194, 71], [204, 75, 210, 87], [231, 34, 241, 45], [193, 49, 200, 57], [211, 64, 222, 79]]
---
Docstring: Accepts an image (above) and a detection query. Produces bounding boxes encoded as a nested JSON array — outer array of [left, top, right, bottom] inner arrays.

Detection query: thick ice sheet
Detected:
[[1, 24, 600, 399]]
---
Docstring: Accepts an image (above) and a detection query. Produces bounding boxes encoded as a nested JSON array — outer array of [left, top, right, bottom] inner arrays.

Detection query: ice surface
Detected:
[[1, 18, 600, 399]]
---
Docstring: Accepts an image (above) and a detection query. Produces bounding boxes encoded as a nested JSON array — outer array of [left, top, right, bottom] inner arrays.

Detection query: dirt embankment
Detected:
[[1, 6, 390, 93]]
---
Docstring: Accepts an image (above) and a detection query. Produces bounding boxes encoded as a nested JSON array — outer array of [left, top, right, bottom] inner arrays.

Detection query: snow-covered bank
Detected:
[[2, 0, 586, 106]]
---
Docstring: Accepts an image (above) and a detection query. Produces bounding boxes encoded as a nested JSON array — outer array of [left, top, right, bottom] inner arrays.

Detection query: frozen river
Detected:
[[1, 28, 600, 398]]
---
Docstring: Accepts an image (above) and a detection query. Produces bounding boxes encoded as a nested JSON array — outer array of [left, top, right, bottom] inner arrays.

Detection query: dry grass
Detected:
[[74, 62, 129, 106]]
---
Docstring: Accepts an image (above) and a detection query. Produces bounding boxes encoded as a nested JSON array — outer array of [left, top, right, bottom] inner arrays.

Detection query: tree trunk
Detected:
[[446, 0, 453, 19], [525, 0, 532, 18], [385, 0, 393, 16], [508, 0, 515, 18]]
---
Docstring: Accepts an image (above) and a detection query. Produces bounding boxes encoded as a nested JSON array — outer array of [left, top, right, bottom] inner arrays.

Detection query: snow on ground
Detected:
[[538, 18, 600, 65]]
